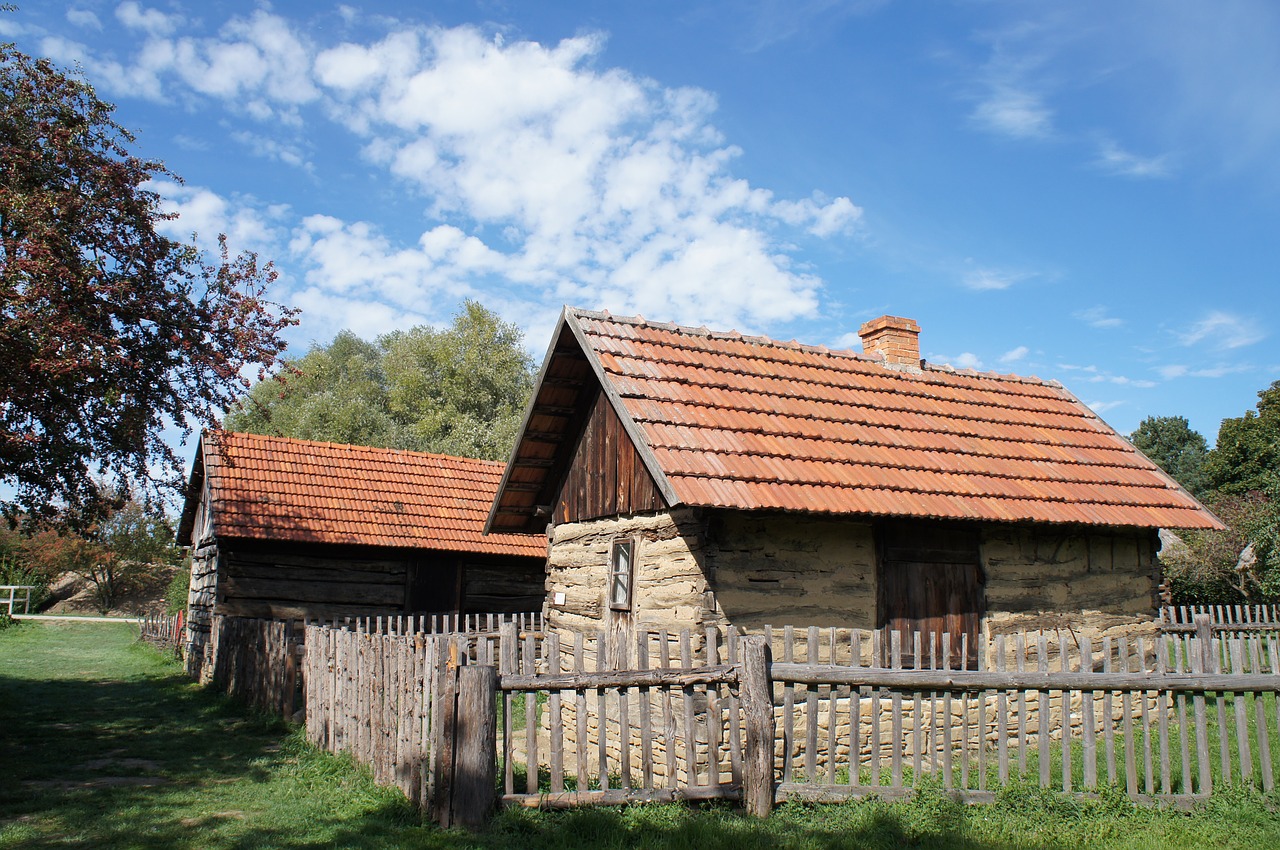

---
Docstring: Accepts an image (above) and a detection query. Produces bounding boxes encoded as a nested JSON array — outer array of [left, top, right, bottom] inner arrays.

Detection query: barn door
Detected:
[[877, 524, 984, 669]]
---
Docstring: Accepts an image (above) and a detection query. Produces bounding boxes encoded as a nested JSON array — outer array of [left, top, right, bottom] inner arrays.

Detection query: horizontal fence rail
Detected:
[[1, 585, 34, 616]]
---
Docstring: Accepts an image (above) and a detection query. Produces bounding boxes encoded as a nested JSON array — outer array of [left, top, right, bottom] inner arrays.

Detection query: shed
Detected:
[[179, 431, 546, 678], [487, 308, 1223, 666]]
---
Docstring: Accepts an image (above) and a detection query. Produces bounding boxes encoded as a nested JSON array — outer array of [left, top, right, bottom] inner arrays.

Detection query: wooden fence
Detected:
[[208, 615, 302, 719], [139, 610, 184, 648], [1, 585, 34, 616], [1161, 604, 1280, 634], [209, 614, 1280, 825]]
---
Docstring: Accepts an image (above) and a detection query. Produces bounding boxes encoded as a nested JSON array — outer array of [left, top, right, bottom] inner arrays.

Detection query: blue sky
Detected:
[[6, 1, 1278, 449]]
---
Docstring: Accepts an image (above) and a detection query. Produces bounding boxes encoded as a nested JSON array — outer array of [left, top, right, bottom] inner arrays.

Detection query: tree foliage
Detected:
[[1129, 415, 1209, 497], [1204, 380, 1280, 495], [19, 489, 179, 613], [0, 42, 297, 518], [1158, 381, 1280, 604], [226, 300, 534, 461]]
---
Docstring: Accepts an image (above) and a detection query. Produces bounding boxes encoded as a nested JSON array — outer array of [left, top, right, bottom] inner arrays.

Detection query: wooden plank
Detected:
[[941, 634, 953, 790], [1121, 636, 1137, 797], [681, 630, 698, 786], [501, 622, 517, 797], [451, 665, 498, 829], [707, 627, 724, 788], [617, 634, 631, 791], [1233, 640, 1252, 784], [782, 626, 795, 785], [727, 629, 744, 788], [1157, 636, 1172, 795], [996, 635, 1008, 785], [827, 628, 840, 787], [1059, 634, 1071, 795], [1082, 636, 1096, 790], [1192, 635, 1212, 795], [660, 630, 676, 790], [912, 631, 923, 786], [549, 633, 564, 795], [1137, 637, 1153, 795], [1102, 637, 1116, 785], [807, 626, 820, 784], [891, 630, 904, 788], [639, 631, 654, 790], [597, 630, 609, 789], [739, 635, 775, 817], [574, 633, 588, 793], [1038, 633, 1049, 790]]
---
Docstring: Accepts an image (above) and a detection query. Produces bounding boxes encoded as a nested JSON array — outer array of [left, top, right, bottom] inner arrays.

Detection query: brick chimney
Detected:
[[858, 315, 921, 369]]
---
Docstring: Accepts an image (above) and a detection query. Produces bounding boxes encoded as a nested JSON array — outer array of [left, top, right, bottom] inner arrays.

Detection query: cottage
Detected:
[[179, 431, 546, 678], [487, 308, 1222, 666]]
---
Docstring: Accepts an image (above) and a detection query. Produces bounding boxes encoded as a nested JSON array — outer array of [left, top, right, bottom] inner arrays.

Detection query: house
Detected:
[[179, 431, 547, 679], [487, 308, 1223, 666]]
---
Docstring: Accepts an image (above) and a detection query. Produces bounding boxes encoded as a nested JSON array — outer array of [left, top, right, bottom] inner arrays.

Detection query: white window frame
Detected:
[[608, 537, 636, 611]]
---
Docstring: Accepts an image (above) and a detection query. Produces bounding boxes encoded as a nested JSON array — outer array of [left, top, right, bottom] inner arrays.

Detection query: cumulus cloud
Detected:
[[50, 13, 860, 332], [149, 181, 283, 255], [66, 9, 102, 30], [932, 351, 984, 370], [1178, 310, 1264, 349], [116, 2, 180, 37]]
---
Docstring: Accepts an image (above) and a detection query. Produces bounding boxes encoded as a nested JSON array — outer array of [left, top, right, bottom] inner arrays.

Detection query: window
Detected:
[[609, 538, 636, 611]]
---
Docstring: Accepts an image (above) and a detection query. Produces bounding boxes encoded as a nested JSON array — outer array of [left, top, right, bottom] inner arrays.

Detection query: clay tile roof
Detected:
[[560, 307, 1223, 530], [185, 431, 546, 556]]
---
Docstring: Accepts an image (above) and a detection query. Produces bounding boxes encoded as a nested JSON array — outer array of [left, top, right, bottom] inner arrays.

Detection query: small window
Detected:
[[609, 538, 636, 611]]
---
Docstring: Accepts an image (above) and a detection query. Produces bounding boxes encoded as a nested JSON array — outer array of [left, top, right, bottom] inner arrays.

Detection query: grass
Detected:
[[0, 620, 1278, 849]]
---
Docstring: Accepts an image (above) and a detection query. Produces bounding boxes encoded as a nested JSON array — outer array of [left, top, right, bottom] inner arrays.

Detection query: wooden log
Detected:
[[739, 635, 774, 818], [766, 665, 1280, 693], [451, 665, 498, 829]]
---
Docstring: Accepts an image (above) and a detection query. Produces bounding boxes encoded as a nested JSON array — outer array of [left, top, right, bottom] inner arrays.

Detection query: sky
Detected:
[[5, 0, 1279, 454]]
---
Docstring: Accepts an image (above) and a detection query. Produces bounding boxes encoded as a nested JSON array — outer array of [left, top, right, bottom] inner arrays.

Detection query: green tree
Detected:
[[0, 41, 297, 519], [20, 490, 180, 613], [1129, 415, 1209, 497], [226, 300, 534, 461], [1205, 380, 1280, 495]]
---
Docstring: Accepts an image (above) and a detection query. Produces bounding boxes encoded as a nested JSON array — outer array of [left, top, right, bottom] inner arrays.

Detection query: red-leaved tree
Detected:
[[0, 42, 298, 519]]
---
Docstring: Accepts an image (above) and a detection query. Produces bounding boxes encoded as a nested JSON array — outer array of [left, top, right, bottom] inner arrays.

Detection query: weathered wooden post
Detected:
[[739, 634, 775, 817], [451, 664, 498, 828], [1194, 613, 1217, 674], [430, 637, 462, 826]]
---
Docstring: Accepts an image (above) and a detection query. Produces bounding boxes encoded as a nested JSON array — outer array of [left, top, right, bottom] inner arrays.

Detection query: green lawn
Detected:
[[1, 619, 1279, 849]]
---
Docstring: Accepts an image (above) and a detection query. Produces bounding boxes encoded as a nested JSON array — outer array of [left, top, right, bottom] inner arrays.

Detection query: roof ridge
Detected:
[[211, 430, 506, 468], [568, 306, 1063, 390]]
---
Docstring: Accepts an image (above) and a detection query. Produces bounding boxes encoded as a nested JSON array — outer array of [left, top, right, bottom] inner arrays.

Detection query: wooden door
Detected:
[[877, 524, 984, 669], [406, 557, 463, 614]]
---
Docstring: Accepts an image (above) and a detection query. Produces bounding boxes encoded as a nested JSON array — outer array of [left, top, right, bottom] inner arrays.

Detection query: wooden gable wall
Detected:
[[554, 389, 666, 525]]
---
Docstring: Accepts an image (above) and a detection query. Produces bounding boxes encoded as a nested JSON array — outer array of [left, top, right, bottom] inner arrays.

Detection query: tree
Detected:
[[226, 300, 534, 461], [20, 489, 180, 613], [0, 42, 297, 519], [1129, 415, 1209, 497], [1204, 380, 1280, 495]]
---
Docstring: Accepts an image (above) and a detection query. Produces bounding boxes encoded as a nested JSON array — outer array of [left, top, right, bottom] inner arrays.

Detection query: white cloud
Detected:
[[962, 266, 1029, 291], [1085, 399, 1125, 415], [57, 15, 861, 332], [932, 351, 984, 370], [1159, 362, 1253, 380], [999, 345, 1029, 364], [67, 9, 102, 30], [1074, 305, 1124, 328], [1094, 140, 1173, 179], [115, 2, 180, 37], [150, 181, 282, 255], [1178, 310, 1264, 349], [971, 86, 1053, 140]]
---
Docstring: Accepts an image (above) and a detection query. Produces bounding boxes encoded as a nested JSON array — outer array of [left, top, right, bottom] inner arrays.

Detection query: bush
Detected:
[[166, 562, 190, 615]]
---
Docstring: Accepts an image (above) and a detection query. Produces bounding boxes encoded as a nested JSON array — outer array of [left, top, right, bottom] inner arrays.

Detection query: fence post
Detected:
[[451, 665, 498, 828], [431, 637, 462, 827], [739, 634, 775, 817], [1194, 613, 1217, 674]]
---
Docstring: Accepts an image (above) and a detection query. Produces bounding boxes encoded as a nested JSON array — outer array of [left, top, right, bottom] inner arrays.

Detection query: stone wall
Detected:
[[983, 525, 1161, 641], [544, 508, 1161, 641]]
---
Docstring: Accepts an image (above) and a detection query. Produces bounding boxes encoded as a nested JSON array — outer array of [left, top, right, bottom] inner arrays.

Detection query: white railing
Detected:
[[1, 585, 34, 616]]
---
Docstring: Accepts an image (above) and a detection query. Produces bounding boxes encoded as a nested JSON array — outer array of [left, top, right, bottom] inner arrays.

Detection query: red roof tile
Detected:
[[191, 431, 546, 556], [559, 309, 1222, 530]]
